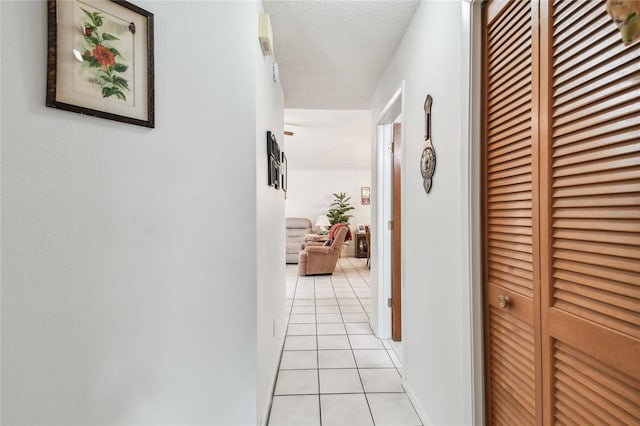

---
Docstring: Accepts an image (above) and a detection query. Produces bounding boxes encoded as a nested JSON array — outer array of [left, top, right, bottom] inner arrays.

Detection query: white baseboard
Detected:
[[259, 334, 286, 426], [403, 379, 434, 426]]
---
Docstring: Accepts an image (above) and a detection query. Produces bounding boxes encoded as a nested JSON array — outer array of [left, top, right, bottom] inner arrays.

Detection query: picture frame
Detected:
[[357, 224, 365, 233], [281, 152, 288, 197], [47, 0, 155, 128], [267, 131, 281, 188], [361, 186, 371, 205], [270, 159, 280, 189]]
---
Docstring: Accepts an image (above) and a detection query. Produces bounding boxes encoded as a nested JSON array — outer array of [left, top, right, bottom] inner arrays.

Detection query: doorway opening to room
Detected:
[[375, 85, 403, 352]]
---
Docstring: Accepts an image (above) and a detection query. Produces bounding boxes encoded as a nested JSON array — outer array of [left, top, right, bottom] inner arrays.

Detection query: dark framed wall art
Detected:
[[281, 152, 288, 197], [267, 131, 280, 189], [47, 0, 155, 128]]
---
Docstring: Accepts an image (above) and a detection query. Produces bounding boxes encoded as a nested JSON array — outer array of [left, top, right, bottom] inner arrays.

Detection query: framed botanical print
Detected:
[[47, 0, 154, 127]]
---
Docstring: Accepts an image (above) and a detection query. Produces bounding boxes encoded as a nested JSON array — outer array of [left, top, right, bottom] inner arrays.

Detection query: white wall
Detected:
[[1, 1, 284, 424], [284, 109, 371, 170], [370, 1, 474, 425], [285, 169, 371, 231], [255, 1, 287, 423]]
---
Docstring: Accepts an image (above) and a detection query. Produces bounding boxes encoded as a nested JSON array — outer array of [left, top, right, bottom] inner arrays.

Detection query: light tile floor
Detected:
[[268, 257, 422, 426]]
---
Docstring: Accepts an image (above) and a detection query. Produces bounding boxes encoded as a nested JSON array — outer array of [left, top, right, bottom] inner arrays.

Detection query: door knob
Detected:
[[497, 295, 510, 308]]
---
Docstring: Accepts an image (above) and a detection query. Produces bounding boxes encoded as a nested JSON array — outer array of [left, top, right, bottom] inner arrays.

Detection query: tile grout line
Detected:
[[351, 254, 404, 379], [336, 260, 371, 332], [273, 260, 417, 426], [347, 256, 372, 288], [266, 267, 300, 426], [342, 258, 402, 380], [333, 261, 377, 426], [314, 276, 323, 426], [341, 258, 406, 425], [345, 258, 421, 425]]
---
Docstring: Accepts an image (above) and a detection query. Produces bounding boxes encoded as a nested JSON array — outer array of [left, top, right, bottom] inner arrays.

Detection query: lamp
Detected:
[[315, 215, 331, 233]]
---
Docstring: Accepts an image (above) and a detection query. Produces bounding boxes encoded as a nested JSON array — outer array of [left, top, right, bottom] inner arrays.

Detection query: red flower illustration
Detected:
[[92, 44, 115, 69]]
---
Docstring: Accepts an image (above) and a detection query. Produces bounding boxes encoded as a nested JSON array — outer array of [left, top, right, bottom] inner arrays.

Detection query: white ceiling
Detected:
[[264, 0, 420, 109], [284, 109, 371, 170]]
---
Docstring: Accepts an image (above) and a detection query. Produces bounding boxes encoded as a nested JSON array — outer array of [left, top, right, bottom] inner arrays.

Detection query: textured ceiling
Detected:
[[284, 109, 371, 170], [264, 0, 420, 109]]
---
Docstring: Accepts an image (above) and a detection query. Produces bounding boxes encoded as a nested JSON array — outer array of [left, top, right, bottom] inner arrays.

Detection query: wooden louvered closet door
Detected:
[[483, 0, 542, 423], [483, 0, 640, 424], [540, 0, 640, 423]]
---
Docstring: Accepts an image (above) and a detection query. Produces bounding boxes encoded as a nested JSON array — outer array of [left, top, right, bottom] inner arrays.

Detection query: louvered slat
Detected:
[[488, 306, 536, 423], [553, 258, 640, 287], [552, 44, 638, 100], [553, 13, 611, 64], [490, 270, 534, 298], [488, 61, 532, 106], [553, 0, 600, 43], [553, 341, 640, 423], [552, 0, 573, 17], [553, 63, 639, 116], [553, 89, 640, 129], [553, 127, 640, 158], [554, 167, 639, 190], [488, 0, 529, 42], [554, 268, 640, 300], [489, 181, 532, 195], [553, 238, 640, 260]]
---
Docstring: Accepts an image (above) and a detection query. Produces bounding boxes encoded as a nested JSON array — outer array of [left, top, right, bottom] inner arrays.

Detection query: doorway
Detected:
[[391, 122, 402, 341], [374, 85, 404, 347]]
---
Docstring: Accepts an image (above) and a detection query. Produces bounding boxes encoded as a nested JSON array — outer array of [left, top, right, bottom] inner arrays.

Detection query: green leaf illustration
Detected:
[[114, 90, 126, 101], [101, 33, 119, 41], [81, 8, 94, 21], [113, 76, 129, 90], [92, 12, 103, 26], [102, 86, 115, 98], [81, 8, 103, 27], [108, 47, 122, 58], [114, 63, 128, 73], [86, 57, 100, 68], [83, 34, 99, 47]]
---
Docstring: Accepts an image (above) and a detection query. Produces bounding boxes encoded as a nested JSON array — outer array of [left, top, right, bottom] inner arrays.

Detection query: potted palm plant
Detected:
[[326, 192, 355, 226]]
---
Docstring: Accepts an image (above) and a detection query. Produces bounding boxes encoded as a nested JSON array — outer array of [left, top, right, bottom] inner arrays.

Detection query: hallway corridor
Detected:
[[267, 258, 422, 426]]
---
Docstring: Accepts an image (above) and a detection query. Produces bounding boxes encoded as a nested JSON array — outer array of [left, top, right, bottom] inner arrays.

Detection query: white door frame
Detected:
[[372, 83, 404, 340], [461, 1, 484, 424]]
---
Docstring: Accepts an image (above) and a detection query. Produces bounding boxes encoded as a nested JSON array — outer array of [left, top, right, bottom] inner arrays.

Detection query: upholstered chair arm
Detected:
[[306, 241, 326, 247], [306, 246, 333, 254]]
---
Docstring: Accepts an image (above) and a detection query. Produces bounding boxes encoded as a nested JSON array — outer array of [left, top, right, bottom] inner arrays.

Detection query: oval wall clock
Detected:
[[420, 95, 436, 193]]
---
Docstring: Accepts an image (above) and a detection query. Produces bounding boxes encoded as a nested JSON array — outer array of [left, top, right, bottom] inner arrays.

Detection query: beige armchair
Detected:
[[286, 218, 313, 264], [298, 225, 349, 276]]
